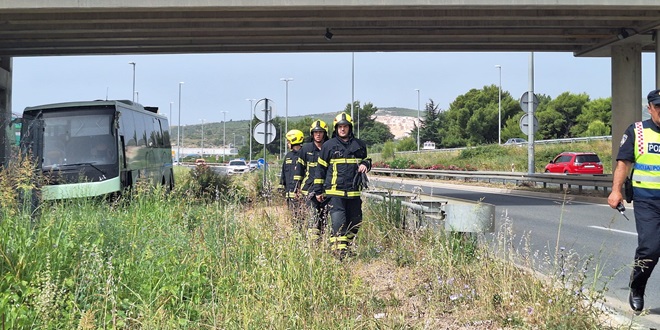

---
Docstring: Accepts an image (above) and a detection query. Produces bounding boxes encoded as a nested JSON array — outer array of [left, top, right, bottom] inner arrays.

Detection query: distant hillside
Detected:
[[288, 107, 417, 122], [288, 107, 418, 139], [175, 106, 420, 147], [377, 107, 418, 117]]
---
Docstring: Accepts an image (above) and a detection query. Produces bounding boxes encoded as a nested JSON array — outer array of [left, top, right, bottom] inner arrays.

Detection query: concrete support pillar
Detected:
[[0, 57, 12, 168], [611, 44, 642, 170]]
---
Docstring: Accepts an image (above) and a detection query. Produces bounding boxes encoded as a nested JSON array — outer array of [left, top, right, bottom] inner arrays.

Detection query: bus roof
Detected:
[[23, 100, 163, 117]]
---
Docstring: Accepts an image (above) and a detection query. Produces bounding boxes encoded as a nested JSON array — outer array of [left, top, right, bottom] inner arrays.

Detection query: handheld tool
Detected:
[[616, 203, 630, 221]]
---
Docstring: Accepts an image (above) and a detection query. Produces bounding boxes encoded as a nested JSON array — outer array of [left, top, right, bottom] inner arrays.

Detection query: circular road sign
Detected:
[[254, 98, 275, 122], [519, 91, 539, 113], [519, 113, 539, 135], [253, 122, 277, 144]]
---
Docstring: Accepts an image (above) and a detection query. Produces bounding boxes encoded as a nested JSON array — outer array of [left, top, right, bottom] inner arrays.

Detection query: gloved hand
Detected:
[[352, 172, 369, 190]]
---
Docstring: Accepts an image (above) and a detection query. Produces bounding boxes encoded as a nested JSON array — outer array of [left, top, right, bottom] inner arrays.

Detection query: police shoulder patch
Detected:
[[619, 134, 628, 147]]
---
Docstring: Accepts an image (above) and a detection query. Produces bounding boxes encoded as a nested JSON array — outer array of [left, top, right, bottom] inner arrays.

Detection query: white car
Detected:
[[226, 159, 250, 175], [504, 138, 527, 146], [248, 160, 260, 171]]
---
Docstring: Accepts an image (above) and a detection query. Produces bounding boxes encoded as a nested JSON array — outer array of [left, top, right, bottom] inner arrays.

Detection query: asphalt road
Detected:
[[369, 176, 660, 329]]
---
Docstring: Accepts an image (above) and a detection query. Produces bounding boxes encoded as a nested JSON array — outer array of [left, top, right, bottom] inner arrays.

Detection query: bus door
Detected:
[[19, 115, 44, 166]]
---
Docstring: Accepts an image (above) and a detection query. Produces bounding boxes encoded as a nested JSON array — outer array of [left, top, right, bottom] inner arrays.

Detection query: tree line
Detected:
[[182, 84, 614, 159], [418, 84, 612, 149]]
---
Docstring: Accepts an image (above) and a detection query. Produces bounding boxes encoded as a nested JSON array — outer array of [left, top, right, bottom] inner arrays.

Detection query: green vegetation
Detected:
[[373, 140, 613, 174], [0, 156, 633, 329], [419, 87, 613, 148], [173, 88, 619, 162]]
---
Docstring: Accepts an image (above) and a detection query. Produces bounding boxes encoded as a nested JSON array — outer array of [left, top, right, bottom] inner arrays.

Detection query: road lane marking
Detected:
[[589, 226, 637, 236]]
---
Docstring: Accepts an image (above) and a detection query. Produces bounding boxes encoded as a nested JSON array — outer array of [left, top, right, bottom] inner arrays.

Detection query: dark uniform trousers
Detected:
[[306, 197, 329, 240], [631, 199, 660, 290], [328, 197, 362, 250]]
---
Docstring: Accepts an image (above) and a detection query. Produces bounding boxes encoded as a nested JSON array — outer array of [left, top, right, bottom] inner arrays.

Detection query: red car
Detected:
[[544, 152, 603, 174]]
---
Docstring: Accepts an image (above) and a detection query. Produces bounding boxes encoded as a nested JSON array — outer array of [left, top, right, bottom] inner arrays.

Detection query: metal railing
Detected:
[[370, 168, 613, 196]]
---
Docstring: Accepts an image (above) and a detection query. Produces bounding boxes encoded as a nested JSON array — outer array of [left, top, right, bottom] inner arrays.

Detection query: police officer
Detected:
[[296, 120, 330, 241], [313, 113, 371, 259], [280, 129, 305, 230], [608, 88, 660, 312]]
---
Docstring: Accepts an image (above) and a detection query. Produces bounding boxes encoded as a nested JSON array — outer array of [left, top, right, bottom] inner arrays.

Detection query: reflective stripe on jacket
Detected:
[[632, 120, 660, 199], [296, 142, 322, 195], [313, 135, 370, 199]]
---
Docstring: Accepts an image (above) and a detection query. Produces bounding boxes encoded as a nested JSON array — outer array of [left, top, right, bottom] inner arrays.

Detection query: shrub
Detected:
[[371, 161, 390, 168], [457, 145, 502, 160], [388, 158, 416, 169], [182, 165, 232, 202], [381, 141, 396, 160]]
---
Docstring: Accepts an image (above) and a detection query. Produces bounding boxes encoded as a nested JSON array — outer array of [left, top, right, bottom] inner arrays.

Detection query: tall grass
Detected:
[[0, 161, 627, 329]]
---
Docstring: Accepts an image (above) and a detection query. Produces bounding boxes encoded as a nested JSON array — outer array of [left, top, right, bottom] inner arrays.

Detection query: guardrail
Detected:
[[370, 168, 613, 196], [387, 135, 612, 155]]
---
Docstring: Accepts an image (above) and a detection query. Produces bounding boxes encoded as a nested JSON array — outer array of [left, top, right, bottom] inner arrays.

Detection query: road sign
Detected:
[[253, 122, 277, 144], [519, 113, 538, 135], [519, 91, 539, 113], [254, 98, 274, 122]]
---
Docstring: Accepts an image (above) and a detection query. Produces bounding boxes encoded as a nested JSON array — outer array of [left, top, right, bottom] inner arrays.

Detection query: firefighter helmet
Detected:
[[333, 113, 353, 129], [309, 120, 328, 135], [285, 129, 304, 145]]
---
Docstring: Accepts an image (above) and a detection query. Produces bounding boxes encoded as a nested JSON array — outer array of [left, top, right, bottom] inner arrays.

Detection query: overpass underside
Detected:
[[1, 1, 660, 165]]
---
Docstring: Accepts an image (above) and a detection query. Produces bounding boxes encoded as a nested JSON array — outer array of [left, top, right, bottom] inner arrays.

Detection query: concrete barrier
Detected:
[[444, 203, 495, 233]]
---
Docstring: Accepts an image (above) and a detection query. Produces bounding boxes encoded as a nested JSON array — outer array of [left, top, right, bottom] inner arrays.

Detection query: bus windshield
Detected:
[[41, 111, 116, 167]]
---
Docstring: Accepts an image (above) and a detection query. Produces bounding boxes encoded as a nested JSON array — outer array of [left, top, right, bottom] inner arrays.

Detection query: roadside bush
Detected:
[[388, 157, 416, 169], [181, 165, 232, 202], [457, 145, 502, 160], [396, 136, 417, 152], [371, 161, 390, 168], [381, 141, 396, 160]]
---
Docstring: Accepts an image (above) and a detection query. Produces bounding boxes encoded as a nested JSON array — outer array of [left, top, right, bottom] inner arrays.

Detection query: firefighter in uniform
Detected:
[[313, 113, 371, 259], [280, 129, 305, 230], [296, 120, 330, 241], [608, 88, 660, 312]]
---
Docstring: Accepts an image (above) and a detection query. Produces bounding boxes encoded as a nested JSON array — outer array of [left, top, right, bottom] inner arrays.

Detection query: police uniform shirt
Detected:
[[617, 118, 660, 200], [616, 119, 660, 162]]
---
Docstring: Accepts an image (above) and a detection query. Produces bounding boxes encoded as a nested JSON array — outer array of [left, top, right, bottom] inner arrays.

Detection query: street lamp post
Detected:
[[415, 89, 420, 152], [177, 82, 184, 162], [496, 65, 502, 145], [246, 98, 255, 163], [169, 102, 173, 130], [233, 133, 236, 148], [128, 62, 136, 102], [134, 91, 139, 103], [280, 78, 293, 134], [200, 119, 205, 157], [221, 111, 228, 162]]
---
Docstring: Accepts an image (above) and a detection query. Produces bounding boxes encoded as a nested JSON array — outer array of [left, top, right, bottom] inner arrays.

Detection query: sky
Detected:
[[11, 51, 657, 126]]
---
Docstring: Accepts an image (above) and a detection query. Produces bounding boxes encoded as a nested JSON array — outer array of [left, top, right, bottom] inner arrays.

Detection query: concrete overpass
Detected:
[[2, 1, 660, 165]]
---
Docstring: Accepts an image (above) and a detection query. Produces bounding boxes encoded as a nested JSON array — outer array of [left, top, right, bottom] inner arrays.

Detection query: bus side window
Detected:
[[136, 112, 148, 147], [120, 111, 137, 147], [162, 119, 171, 147]]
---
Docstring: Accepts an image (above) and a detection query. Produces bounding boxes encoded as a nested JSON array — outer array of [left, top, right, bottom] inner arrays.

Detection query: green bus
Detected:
[[20, 100, 174, 200]]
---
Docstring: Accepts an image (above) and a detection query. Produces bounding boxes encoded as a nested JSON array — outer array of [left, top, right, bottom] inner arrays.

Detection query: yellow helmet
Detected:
[[309, 120, 328, 135], [285, 129, 304, 145], [333, 113, 353, 129]]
